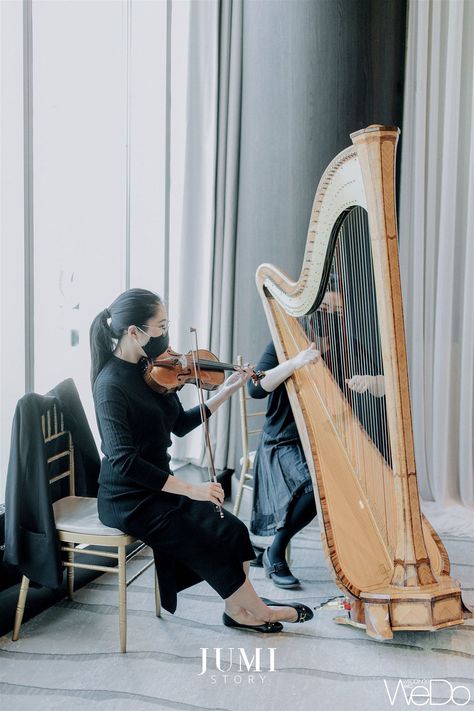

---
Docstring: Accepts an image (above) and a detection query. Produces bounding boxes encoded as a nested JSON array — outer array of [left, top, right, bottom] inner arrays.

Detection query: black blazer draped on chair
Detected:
[[4, 379, 100, 588]]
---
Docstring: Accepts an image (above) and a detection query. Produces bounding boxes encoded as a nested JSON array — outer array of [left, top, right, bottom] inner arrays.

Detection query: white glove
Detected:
[[292, 343, 321, 370], [345, 374, 385, 397]]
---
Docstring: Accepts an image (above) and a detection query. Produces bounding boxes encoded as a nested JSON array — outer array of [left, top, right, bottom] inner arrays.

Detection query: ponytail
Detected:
[[89, 288, 163, 387], [89, 308, 115, 387]]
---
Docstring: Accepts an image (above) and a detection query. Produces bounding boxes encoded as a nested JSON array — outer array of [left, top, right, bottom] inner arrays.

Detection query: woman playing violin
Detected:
[[90, 288, 313, 632]]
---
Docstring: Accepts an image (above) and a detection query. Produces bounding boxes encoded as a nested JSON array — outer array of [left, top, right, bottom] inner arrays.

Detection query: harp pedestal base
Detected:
[[333, 580, 470, 641]]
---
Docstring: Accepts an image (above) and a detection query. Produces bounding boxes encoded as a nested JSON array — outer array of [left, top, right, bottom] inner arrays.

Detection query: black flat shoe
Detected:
[[260, 597, 314, 623], [222, 611, 283, 633], [262, 547, 300, 589]]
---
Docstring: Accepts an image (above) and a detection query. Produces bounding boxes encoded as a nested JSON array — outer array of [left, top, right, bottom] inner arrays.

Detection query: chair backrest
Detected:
[[4, 392, 78, 588], [46, 379, 100, 497], [42, 403, 75, 498], [236, 355, 266, 464]]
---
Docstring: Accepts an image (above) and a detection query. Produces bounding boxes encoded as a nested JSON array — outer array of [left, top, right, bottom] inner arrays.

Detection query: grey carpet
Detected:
[[1, 494, 473, 711]]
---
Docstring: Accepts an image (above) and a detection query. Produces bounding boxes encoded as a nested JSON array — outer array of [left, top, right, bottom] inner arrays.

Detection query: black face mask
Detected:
[[141, 330, 169, 359]]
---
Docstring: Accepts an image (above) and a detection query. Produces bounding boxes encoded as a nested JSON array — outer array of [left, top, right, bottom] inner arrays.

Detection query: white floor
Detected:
[[1, 490, 473, 711]]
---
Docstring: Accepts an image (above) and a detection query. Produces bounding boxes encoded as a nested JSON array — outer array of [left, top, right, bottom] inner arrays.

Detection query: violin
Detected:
[[140, 347, 265, 394]]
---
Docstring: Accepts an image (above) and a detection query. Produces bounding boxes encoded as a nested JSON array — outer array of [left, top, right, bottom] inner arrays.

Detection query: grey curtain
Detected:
[[168, 0, 244, 470], [208, 0, 244, 469], [172, 0, 407, 475], [229, 0, 406, 472]]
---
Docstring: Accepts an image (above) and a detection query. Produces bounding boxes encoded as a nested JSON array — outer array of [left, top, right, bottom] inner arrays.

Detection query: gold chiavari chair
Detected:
[[11, 401, 160, 653]]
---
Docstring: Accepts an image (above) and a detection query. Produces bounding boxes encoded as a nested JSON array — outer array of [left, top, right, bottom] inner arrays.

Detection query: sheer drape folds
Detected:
[[399, 0, 474, 533], [169, 0, 243, 469], [208, 0, 243, 470]]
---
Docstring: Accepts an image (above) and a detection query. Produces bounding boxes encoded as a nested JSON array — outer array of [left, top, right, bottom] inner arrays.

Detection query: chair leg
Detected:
[[154, 568, 161, 618], [118, 546, 127, 653], [12, 575, 30, 641], [233, 462, 248, 517], [67, 544, 75, 600]]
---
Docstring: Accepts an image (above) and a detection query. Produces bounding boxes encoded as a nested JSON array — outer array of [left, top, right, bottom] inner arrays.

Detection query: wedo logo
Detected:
[[384, 679, 471, 706]]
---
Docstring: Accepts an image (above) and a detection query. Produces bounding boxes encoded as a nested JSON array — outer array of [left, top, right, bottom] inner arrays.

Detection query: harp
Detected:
[[256, 125, 472, 640]]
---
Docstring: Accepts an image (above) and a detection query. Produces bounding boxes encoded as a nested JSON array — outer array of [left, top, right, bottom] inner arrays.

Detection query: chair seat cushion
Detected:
[[52, 496, 125, 536]]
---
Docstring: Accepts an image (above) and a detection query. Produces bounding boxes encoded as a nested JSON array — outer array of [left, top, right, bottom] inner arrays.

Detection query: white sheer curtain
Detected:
[[0, 0, 238, 496], [399, 0, 474, 534], [168, 0, 219, 464]]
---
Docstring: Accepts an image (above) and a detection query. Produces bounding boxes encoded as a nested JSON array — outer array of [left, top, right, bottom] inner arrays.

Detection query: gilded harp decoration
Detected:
[[256, 125, 472, 640]]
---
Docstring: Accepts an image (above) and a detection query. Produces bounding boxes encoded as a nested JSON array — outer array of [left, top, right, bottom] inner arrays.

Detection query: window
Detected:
[[0, 0, 171, 501]]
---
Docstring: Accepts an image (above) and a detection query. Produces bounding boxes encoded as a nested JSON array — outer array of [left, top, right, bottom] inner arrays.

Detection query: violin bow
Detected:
[[189, 327, 224, 519]]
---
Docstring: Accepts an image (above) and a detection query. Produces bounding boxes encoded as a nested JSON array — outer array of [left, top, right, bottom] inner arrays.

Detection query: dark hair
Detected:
[[89, 288, 163, 386]]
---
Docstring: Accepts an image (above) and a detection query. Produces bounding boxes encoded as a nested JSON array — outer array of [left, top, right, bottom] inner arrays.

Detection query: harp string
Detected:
[[347, 210, 377, 478], [278, 293, 396, 551], [338, 234, 364, 486], [296, 207, 395, 544], [312, 208, 391, 465]]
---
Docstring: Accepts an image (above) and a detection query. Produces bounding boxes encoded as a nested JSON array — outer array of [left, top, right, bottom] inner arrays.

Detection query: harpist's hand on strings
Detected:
[[187, 481, 225, 506], [292, 343, 321, 371], [346, 374, 386, 397]]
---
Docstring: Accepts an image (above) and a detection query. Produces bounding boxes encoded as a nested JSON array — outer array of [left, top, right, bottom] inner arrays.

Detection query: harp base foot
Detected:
[[333, 615, 366, 631], [333, 613, 393, 641], [332, 599, 393, 640], [332, 585, 469, 641]]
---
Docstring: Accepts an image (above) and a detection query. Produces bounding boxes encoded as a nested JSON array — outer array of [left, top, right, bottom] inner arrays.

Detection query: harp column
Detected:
[[350, 125, 436, 588]]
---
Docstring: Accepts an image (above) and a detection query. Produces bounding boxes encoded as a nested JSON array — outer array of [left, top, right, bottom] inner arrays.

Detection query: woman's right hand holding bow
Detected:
[[187, 481, 225, 506]]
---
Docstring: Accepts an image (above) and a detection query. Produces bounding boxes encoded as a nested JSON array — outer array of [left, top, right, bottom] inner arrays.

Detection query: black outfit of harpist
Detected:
[[247, 341, 315, 537], [93, 355, 256, 614]]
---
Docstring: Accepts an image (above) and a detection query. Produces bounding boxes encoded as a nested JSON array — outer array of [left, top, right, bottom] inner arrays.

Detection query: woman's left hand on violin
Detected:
[[219, 365, 254, 398]]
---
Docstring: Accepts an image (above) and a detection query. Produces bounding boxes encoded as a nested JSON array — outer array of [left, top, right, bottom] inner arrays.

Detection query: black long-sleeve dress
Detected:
[[93, 355, 256, 614], [247, 342, 314, 537]]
